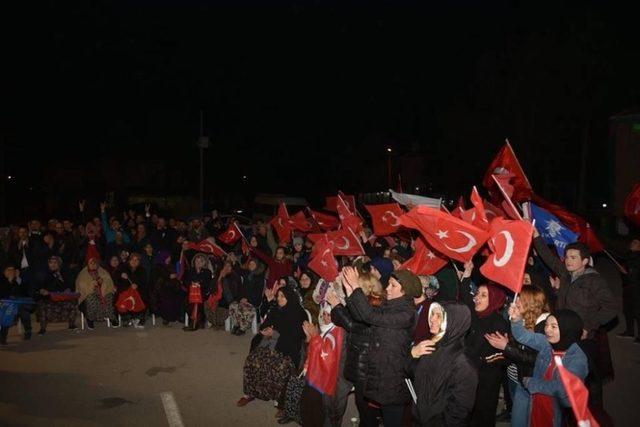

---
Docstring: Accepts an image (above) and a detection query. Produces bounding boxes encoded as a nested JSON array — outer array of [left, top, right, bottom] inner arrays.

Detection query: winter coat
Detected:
[[331, 302, 373, 385], [409, 304, 477, 427], [347, 288, 415, 406], [510, 320, 588, 427], [533, 237, 618, 333]]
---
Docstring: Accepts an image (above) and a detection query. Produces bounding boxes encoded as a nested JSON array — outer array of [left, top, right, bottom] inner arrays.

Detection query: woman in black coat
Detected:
[[343, 267, 421, 427], [459, 261, 510, 427], [330, 283, 384, 427], [408, 303, 477, 426]]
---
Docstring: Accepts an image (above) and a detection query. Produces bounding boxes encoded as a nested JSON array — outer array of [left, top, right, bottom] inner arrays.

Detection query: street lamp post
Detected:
[[196, 111, 210, 214]]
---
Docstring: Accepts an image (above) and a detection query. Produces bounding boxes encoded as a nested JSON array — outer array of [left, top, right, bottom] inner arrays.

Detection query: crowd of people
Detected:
[[0, 198, 637, 427]]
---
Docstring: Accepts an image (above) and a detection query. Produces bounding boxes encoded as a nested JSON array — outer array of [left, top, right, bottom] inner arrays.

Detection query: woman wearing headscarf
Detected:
[[152, 253, 186, 325], [298, 269, 320, 326], [237, 285, 307, 410], [508, 305, 588, 426], [116, 252, 148, 327], [343, 267, 420, 427], [75, 257, 117, 329], [459, 261, 510, 427], [408, 302, 477, 426]]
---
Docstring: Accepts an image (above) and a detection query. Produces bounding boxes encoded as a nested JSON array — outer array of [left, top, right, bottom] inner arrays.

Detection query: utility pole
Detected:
[[196, 110, 210, 214]]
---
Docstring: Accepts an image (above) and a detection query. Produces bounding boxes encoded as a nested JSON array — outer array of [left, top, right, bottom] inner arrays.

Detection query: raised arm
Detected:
[[346, 288, 414, 329], [532, 235, 568, 279]]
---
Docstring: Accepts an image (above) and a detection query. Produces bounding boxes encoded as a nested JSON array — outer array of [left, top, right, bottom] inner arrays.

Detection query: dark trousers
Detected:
[[380, 404, 405, 427], [354, 384, 380, 427], [470, 366, 503, 427], [621, 285, 638, 335]]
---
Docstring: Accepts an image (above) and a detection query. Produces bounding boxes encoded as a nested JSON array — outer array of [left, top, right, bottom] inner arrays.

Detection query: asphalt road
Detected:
[[0, 313, 637, 427]]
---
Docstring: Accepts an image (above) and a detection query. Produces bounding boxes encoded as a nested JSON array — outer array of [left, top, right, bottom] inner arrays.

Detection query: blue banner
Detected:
[[531, 203, 578, 257]]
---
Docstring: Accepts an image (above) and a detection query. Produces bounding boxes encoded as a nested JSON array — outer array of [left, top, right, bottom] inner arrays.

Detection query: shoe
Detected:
[[617, 331, 635, 339], [132, 319, 145, 329], [87, 320, 95, 330], [24, 332, 32, 341], [236, 396, 254, 407], [278, 416, 294, 424], [38, 328, 46, 336], [110, 319, 120, 328], [183, 326, 197, 332], [275, 409, 285, 419]]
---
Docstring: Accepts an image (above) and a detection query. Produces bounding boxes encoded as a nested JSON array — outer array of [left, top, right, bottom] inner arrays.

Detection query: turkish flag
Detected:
[[365, 203, 404, 236], [531, 194, 604, 253], [270, 202, 293, 244], [308, 209, 340, 231], [330, 228, 365, 256], [479, 217, 534, 294], [218, 222, 242, 245], [85, 239, 101, 263], [399, 206, 490, 262], [483, 141, 532, 202], [484, 199, 506, 221], [337, 194, 363, 233], [309, 238, 340, 281], [461, 186, 490, 231], [186, 237, 227, 258], [492, 175, 523, 220], [306, 326, 345, 396], [400, 235, 448, 275], [554, 355, 600, 427], [289, 211, 314, 232], [324, 193, 356, 213], [116, 288, 146, 313], [624, 183, 640, 226]]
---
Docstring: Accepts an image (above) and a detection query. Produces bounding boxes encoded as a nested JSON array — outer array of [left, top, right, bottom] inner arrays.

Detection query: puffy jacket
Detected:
[[533, 237, 618, 333], [347, 288, 415, 406], [331, 302, 372, 385]]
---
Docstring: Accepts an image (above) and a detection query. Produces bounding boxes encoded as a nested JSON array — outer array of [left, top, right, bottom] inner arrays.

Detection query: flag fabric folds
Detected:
[[530, 203, 579, 257]]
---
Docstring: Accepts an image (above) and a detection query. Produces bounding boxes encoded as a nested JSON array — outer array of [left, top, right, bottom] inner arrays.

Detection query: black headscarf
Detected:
[[413, 303, 473, 422], [264, 285, 307, 365], [551, 309, 583, 351]]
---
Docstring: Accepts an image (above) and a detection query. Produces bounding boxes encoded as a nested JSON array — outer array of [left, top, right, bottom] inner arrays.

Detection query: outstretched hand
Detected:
[[484, 331, 509, 350]]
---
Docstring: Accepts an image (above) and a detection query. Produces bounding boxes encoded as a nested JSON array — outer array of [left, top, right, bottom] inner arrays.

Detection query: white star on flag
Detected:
[[436, 230, 449, 239], [427, 251, 436, 260]]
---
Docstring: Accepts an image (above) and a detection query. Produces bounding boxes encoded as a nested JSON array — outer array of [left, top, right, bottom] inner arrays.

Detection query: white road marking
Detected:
[[160, 391, 185, 427]]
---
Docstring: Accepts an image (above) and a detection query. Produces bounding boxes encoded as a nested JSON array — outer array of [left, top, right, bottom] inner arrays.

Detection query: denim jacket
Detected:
[[510, 320, 588, 427]]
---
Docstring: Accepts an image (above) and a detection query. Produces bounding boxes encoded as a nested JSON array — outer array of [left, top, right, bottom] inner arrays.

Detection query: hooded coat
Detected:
[[409, 303, 478, 427]]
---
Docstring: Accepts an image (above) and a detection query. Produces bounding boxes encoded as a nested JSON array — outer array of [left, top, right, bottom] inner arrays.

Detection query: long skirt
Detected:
[[84, 292, 115, 321], [243, 347, 295, 401], [155, 287, 185, 322], [229, 301, 256, 332], [37, 300, 77, 328]]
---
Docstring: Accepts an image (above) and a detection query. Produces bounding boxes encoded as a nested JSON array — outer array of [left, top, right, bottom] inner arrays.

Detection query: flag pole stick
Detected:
[[602, 249, 627, 274]]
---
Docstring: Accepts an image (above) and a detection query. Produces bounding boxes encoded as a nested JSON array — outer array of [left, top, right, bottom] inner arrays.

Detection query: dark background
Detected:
[[2, 0, 639, 220]]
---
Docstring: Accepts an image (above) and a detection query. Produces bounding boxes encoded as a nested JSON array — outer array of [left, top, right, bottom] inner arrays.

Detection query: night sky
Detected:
[[3, 1, 640, 217]]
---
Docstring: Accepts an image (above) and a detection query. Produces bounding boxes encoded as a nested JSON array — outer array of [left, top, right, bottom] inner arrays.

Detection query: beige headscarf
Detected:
[[75, 263, 115, 304]]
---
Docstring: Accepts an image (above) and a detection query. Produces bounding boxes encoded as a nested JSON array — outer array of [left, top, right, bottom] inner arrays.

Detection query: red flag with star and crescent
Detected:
[[461, 186, 490, 231], [365, 203, 405, 236], [308, 209, 340, 231], [554, 356, 600, 427], [218, 221, 242, 245], [308, 237, 340, 281], [306, 326, 345, 396], [399, 206, 490, 263], [400, 235, 447, 275], [186, 237, 227, 258], [479, 217, 534, 294], [624, 183, 640, 227], [336, 194, 363, 233], [308, 228, 365, 257], [483, 141, 533, 202], [289, 211, 314, 233], [270, 202, 293, 244]]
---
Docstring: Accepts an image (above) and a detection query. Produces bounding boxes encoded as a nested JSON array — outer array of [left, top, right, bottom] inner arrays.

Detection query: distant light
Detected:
[[601, 203, 607, 208], [386, 147, 392, 153], [235, 209, 244, 214], [7, 175, 12, 180], [415, 187, 419, 191], [242, 175, 247, 179]]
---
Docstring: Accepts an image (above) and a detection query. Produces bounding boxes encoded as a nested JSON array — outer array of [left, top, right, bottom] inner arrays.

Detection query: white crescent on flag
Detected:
[[228, 230, 236, 239], [335, 236, 350, 250], [124, 296, 136, 310], [442, 230, 477, 254], [492, 230, 514, 267], [382, 210, 400, 227], [320, 331, 337, 359]]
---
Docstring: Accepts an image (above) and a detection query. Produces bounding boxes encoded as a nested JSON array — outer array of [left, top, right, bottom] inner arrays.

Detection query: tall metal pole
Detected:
[[196, 110, 210, 215]]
